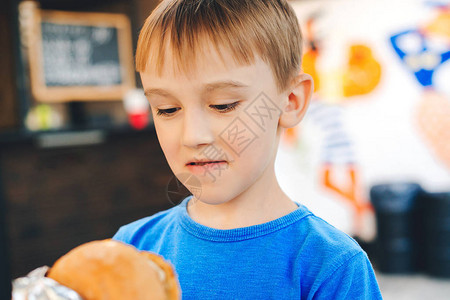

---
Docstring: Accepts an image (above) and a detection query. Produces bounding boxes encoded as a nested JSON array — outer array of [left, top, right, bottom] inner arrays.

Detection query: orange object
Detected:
[[343, 44, 381, 97], [47, 239, 181, 300], [321, 163, 373, 234], [424, 7, 450, 38], [303, 50, 320, 92], [302, 16, 321, 92]]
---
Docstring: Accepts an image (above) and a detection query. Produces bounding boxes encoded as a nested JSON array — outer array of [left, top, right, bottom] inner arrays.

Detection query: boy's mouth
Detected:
[[185, 160, 229, 176], [186, 160, 227, 166]]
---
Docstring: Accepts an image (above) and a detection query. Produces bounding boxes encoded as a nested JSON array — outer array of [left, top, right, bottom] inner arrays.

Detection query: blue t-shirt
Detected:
[[113, 196, 382, 299]]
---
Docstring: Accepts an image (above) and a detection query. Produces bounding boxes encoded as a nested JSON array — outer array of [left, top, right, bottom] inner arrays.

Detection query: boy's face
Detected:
[[141, 45, 289, 205]]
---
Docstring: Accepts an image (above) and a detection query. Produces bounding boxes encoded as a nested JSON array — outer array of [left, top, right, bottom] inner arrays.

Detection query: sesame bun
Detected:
[[47, 239, 181, 300]]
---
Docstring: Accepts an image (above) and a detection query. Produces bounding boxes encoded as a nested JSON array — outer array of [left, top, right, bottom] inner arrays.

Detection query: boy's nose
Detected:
[[182, 111, 214, 148]]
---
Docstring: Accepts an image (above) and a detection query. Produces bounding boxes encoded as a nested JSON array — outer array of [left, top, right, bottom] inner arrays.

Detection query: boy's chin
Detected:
[[189, 189, 238, 207]]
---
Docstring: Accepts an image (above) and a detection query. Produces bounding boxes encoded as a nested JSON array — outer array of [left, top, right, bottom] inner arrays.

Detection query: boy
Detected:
[[113, 0, 382, 299]]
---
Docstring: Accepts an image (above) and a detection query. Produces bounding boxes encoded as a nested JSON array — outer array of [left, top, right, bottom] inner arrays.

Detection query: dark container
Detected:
[[423, 192, 450, 278], [370, 183, 422, 273]]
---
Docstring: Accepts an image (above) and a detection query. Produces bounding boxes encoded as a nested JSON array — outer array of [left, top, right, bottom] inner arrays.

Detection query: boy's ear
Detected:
[[279, 73, 313, 128]]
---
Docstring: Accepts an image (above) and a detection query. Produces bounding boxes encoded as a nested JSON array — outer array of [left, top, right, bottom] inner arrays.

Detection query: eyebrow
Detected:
[[204, 80, 249, 92], [144, 80, 249, 98]]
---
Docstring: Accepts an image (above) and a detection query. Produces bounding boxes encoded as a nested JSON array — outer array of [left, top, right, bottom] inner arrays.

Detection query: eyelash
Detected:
[[156, 101, 241, 117], [211, 101, 241, 113], [156, 107, 180, 116]]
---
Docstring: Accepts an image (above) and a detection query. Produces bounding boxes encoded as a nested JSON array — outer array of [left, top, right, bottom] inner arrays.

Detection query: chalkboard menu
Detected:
[[41, 23, 122, 87], [25, 8, 135, 102]]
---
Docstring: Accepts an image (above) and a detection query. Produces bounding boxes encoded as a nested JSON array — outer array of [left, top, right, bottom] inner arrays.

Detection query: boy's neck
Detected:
[[186, 168, 298, 230]]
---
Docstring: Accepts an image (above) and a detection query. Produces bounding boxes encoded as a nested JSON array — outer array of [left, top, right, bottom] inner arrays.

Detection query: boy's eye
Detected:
[[210, 101, 241, 113], [156, 107, 180, 116]]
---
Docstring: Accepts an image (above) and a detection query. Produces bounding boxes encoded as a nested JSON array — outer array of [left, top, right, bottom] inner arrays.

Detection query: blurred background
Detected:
[[0, 0, 449, 298]]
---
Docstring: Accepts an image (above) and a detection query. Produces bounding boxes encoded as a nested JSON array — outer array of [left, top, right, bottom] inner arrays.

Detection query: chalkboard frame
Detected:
[[27, 9, 135, 103]]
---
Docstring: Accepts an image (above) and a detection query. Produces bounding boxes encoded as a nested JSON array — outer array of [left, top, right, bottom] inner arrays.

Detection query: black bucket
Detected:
[[370, 183, 422, 273], [423, 192, 450, 278]]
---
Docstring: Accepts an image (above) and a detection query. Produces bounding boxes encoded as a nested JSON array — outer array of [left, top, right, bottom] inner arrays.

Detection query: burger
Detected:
[[46, 239, 181, 300]]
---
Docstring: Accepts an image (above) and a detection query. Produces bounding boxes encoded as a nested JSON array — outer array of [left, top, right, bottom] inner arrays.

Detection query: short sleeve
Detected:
[[313, 252, 382, 299]]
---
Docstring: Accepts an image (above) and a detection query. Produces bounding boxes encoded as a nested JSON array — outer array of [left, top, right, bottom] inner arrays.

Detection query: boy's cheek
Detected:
[[153, 129, 180, 167], [215, 110, 278, 160]]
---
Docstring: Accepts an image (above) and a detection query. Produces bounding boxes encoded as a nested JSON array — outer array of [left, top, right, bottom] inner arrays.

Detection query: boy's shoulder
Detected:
[[294, 206, 381, 298], [113, 203, 181, 244], [298, 208, 363, 254], [294, 207, 367, 268]]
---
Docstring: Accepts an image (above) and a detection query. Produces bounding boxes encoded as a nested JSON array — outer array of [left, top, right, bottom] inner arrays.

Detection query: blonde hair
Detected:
[[136, 0, 303, 92]]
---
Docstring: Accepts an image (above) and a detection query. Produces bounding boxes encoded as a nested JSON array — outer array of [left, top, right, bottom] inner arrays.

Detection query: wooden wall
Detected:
[[1, 130, 174, 279], [0, 0, 19, 130]]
